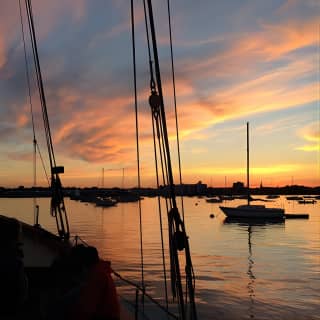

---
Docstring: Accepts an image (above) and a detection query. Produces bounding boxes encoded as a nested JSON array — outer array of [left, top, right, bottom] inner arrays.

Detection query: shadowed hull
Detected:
[[219, 205, 285, 219]]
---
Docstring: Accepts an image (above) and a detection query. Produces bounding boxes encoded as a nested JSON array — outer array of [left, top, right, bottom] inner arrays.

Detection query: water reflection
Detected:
[[1, 197, 319, 319], [222, 218, 285, 319], [247, 225, 255, 319]]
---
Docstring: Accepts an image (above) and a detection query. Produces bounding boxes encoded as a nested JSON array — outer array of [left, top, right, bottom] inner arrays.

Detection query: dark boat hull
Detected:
[[219, 205, 285, 219]]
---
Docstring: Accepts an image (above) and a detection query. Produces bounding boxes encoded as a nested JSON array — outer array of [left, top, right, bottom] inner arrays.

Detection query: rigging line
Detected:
[[18, 0, 36, 142], [24, 3, 49, 160], [146, 0, 177, 209], [25, 0, 56, 168], [25, 0, 69, 239], [157, 119, 173, 211], [142, 0, 156, 90], [146, 2, 198, 319], [36, 142, 50, 186], [146, 2, 185, 319], [153, 114, 172, 213], [19, 0, 38, 225], [166, 0, 185, 223], [151, 117, 169, 309], [144, 0, 170, 206], [131, 0, 145, 292]]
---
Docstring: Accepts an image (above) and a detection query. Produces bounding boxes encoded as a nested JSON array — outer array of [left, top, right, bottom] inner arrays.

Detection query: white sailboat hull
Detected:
[[219, 205, 285, 219]]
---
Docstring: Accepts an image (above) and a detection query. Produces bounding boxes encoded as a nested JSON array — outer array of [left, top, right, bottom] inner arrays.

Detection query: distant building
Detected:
[[232, 181, 245, 193], [163, 181, 207, 196]]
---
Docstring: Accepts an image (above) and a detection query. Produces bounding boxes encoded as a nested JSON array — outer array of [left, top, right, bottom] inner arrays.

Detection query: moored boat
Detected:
[[219, 123, 285, 220], [220, 205, 285, 219]]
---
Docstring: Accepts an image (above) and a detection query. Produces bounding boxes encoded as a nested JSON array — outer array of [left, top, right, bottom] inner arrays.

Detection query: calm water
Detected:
[[1, 196, 319, 319]]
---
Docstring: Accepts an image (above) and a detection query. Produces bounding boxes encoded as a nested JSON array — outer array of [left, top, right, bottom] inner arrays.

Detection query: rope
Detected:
[[36, 142, 50, 186], [166, 0, 186, 223], [19, 0, 50, 188], [144, 1, 186, 318], [25, 0, 55, 169], [142, 0, 156, 92], [144, 0, 180, 310], [112, 269, 179, 320], [151, 118, 169, 309], [131, 0, 145, 295], [24, 0, 69, 240], [19, 0, 39, 225], [144, 1, 198, 318]]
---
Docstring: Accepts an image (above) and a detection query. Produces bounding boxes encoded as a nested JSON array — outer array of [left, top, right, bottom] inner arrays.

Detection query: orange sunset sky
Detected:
[[0, 0, 319, 188]]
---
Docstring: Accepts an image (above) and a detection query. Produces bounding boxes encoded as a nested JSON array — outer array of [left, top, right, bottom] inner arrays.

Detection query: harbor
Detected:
[[0, 0, 318, 319], [1, 195, 319, 319]]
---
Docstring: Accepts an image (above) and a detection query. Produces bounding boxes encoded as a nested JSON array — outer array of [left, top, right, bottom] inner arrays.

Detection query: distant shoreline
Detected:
[[0, 185, 319, 198]]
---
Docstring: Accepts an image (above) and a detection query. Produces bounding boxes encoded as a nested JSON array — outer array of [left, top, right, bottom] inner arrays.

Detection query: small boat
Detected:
[[298, 199, 317, 204], [286, 196, 303, 201], [95, 196, 117, 207], [206, 197, 222, 203], [220, 123, 285, 220], [266, 195, 280, 199], [220, 205, 284, 219]]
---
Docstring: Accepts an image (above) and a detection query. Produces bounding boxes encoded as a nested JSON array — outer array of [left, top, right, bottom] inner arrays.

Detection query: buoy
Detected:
[[210, 214, 214, 218]]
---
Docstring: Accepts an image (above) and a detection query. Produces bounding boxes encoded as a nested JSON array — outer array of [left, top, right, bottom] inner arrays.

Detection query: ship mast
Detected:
[[145, 1, 197, 318], [24, 0, 69, 240]]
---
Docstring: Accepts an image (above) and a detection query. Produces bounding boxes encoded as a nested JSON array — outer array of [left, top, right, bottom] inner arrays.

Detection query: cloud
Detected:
[[161, 15, 318, 140], [295, 145, 319, 152], [296, 122, 320, 152], [167, 58, 316, 141], [178, 16, 317, 80], [299, 122, 320, 142]]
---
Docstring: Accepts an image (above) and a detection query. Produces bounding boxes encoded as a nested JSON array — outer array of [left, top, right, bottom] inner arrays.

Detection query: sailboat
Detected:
[[0, 0, 197, 319], [220, 122, 285, 219]]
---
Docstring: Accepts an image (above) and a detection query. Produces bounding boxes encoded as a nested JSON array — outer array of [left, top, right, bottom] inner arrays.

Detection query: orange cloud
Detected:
[[168, 67, 316, 141], [16, 113, 28, 127], [161, 17, 318, 141], [241, 18, 317, 61], [299, 122, 320, 142], [296, 122, 320, 152], [185, 17, 317, 76]]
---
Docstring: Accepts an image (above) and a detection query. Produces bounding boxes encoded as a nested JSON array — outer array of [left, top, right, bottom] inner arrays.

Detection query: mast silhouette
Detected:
[[25, 0, 69, 239], [146, 1, 197, 318]]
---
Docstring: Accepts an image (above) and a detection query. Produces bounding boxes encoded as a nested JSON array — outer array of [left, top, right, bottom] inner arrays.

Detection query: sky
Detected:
[[0, 0, 319, 188]]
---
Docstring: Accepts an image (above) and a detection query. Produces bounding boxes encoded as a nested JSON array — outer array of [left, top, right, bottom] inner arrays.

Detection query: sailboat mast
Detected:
[[247, 122, 250, 205]]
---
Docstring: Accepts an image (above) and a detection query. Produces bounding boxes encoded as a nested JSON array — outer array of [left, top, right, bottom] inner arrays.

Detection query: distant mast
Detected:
[[247, 122, 250, 206]]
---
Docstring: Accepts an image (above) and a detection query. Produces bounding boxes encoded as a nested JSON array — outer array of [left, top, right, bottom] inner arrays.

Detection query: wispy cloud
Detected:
[[296, 122, 320, 152]]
